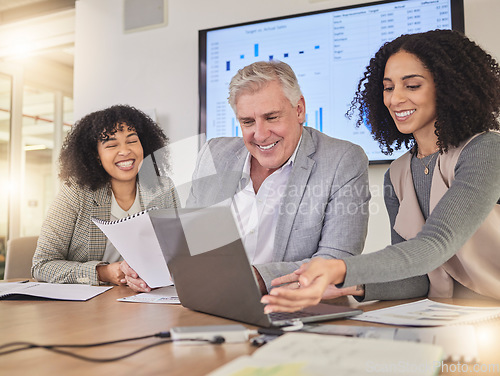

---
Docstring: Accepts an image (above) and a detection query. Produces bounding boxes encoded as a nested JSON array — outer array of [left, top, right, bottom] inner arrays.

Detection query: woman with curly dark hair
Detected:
[[32, 105, 178, 291], [261, 30, 500, 312]]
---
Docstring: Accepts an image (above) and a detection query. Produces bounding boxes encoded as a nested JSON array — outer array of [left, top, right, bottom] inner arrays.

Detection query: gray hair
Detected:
[[227, 60, 303, 112]]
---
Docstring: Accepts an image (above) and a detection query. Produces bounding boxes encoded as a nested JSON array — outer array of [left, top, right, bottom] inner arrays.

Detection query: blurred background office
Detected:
[[0, 0, 498, 279]]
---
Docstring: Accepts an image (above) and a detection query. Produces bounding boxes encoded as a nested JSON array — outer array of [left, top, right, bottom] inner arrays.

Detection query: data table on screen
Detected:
[[201, 0, 460, 162]]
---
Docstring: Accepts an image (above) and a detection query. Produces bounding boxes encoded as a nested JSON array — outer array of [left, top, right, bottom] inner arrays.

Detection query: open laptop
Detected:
[[149, 206, 362, 327]]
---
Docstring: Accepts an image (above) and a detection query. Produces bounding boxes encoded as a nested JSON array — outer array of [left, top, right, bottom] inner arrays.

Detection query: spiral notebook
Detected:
[[351, 299, 500, 326], [92, 208, 172, 288]]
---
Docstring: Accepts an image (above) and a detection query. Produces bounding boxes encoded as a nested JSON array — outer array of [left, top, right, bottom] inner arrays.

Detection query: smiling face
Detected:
[[235, 80, 305, 174], [383, 50, 438, 146], [97, 124, 144, 187]]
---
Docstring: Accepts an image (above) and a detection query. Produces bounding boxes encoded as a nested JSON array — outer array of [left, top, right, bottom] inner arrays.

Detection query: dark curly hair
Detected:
[[59, 104, 169, 190], [348, 29, 500, 154]]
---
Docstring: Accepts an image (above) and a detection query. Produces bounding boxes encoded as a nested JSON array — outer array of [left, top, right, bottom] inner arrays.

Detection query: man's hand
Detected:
[[96, 262, 125, 285], [260, 258, 348, 313], [119, 261, 151, 293], [253, 266, 268, 295]]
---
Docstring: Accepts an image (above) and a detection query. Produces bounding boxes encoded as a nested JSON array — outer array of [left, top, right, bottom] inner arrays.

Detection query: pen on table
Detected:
[[19, 280, 30, 283]]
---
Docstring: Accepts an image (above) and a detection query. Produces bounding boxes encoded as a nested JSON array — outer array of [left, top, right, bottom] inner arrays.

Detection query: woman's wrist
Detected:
[[353, 284, 365, 297], [330, 259, 347, 285], [96, 264, 109, 282]]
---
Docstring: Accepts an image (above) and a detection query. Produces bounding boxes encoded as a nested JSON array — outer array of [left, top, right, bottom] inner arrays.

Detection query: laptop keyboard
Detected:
[[269, 310, 316, 321]]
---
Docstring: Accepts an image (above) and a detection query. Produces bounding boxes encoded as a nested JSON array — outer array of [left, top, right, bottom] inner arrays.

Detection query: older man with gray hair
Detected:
[[187, 60, 370, 294]]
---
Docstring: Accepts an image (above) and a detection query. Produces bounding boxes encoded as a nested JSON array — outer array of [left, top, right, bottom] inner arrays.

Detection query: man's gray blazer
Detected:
[[187, 126, 370, 289]]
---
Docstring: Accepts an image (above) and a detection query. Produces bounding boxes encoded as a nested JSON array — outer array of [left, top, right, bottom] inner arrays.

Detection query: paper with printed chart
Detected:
[[351, 299, 500, 326], [208, 332, 443, 376]]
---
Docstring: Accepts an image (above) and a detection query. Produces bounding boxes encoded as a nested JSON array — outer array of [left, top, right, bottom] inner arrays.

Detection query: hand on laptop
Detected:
[[120, 261, 151, 293], [260, 258, 362, 313]]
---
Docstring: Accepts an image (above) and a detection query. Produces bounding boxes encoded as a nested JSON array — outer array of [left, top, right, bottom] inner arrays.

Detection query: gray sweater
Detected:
[[346, 131, 500, 301]]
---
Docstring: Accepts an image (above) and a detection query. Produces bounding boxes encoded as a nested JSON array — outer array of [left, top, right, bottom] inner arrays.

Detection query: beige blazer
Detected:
[[390, 135, 500, 299]]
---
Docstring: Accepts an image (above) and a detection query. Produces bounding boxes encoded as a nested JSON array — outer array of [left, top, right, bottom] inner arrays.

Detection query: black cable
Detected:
[[0, 331, 169, 352], [0, 332, 167, 358], [33, 339, 174, 363], [0, 332, 224, 362], [0, 331, 171, 357]]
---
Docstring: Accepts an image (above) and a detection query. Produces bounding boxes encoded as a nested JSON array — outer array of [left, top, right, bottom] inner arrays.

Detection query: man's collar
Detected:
[[287, 134, 302, 166], [239, 134, 302, 189], [242, 134, 303, 174]]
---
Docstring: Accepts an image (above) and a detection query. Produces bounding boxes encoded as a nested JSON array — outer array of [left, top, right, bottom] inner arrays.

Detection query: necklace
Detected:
[[416, 151, 437, 175]]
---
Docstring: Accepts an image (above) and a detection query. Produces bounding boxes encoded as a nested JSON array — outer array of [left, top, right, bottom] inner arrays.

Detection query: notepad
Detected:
[[208, 332, 443, 376], [92, 208, 172, 288], [0, 281, 112, 301], [351, 299, 500, 326]]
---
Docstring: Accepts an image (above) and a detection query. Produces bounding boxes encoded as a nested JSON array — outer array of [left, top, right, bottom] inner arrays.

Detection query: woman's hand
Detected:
[[96, 262, 125, 285], [119, 261, 151, 292], [260, 258, 348, 313]]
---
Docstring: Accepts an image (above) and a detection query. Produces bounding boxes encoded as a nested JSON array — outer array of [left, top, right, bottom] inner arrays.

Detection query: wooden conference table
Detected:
[[1, 283, 499, 376]]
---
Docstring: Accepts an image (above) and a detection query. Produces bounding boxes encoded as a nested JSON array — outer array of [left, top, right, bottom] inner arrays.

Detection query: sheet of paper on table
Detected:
[[118, 285, 179, 304]]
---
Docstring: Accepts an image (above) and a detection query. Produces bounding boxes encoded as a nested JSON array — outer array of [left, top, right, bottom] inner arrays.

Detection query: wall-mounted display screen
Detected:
[[199, 0, 464, 163]]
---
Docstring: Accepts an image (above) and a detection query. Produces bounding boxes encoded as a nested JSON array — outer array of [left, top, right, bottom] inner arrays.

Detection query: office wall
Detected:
[[74, 0, 500, 253]]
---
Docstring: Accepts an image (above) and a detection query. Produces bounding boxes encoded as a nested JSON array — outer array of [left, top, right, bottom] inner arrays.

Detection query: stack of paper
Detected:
[[209, 332, 443, 376], [351, 299, 500, 326], [303, 324, 478, 362]]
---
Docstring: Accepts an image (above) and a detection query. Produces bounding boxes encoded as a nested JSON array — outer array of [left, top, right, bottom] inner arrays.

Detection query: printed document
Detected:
[[92, 209, 172, 288], [208, 332, 443, 376], [351, 299, 500, 326], [118, 285, 180, 304]]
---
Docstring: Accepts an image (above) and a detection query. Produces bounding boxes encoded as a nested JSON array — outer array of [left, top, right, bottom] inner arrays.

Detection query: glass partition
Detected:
[[0, 73, 12, 278], [21, 86, 56, 237]]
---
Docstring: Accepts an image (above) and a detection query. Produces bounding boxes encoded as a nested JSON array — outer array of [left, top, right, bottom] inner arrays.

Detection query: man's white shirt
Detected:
[[231, 137, 301, 264]]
